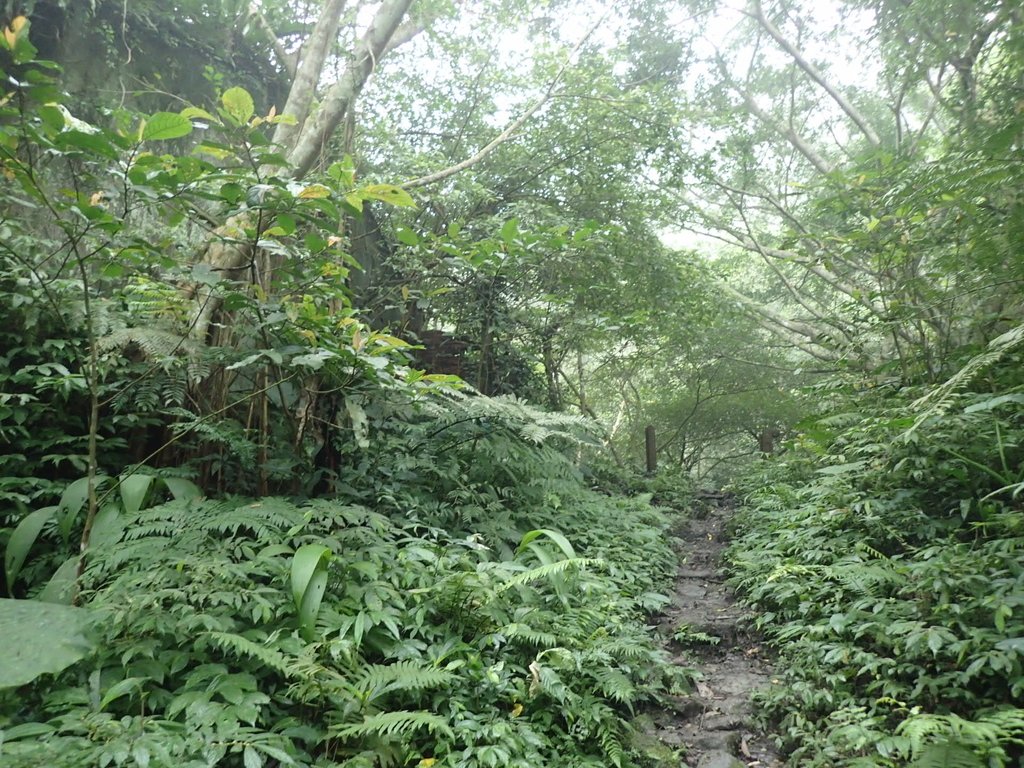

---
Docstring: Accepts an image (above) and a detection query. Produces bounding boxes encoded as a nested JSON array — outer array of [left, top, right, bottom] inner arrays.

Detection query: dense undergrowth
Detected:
[[0, 392, 692, 767], [727, 349, 1024, 767], [0, 30, 694, 763]]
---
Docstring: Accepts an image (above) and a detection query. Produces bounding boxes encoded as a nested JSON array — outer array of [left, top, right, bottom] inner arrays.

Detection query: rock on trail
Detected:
[[649, 491, 781, 768]]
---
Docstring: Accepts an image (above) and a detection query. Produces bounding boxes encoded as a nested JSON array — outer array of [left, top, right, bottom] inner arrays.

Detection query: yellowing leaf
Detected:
[[3, 16, 27, 49], [418, 759, 436, 767], [511, 703, 523, 717], [298, 184, 331, 199]]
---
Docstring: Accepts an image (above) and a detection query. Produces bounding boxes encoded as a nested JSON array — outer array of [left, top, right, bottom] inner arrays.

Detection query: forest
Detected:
[[0, 0, 1021, 766]]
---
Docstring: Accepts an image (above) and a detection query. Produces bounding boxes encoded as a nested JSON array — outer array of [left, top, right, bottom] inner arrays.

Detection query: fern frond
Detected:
[[497, 558, 602, 592], [596, 719, 625, 768], [592, 667, 636, 706], [99, 327, 198, 360], [501, 623, 559, 648], [908, 744, 984, 768], [331, 710, 453, 740], [355, 661, 453, 701], [907, 323, 1024, 434], [203, 631, 294, 677]]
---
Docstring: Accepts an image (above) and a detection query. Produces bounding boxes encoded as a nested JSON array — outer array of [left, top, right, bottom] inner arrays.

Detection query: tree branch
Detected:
[[272, 0, 348, 155], [287, 0, 418, 178], [748, 0, 881, 147], [248, 2, 298, 79]]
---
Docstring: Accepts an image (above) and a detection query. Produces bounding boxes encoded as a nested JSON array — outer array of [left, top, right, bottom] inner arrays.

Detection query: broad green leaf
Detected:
[[964, 393, 1024, 413], [500, 218, 519, 244], [141, 112, 193, 141], [89, 504, 123, 549], [0, 598, 95, 688], [0, 722, 56, 741], [163, 478, 203, 501], [243, 745, 264, 768], [38, 104, 65, 132], [516, 528, 576, 560], [180, 106, 217, 122], [995, 637, 1024, 653], [99, 676, 148, 711], [360, 183, 415, 208], [57, 475, 110, 544], [5, 505, 58, 593], [815, 461, 866, 476], [55, 130, 118, 159], [119, 473, 155, 515], [395, 226, 419, 246], [38, 556, 80, 604], [290, 544, 332, 641], [221, 87, 255, 124]]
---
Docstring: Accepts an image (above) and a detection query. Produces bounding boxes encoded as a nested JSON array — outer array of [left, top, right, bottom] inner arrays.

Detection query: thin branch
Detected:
[[248, 2, 298, 79]]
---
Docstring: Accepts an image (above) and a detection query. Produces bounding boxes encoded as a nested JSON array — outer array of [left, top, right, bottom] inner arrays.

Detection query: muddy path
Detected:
[[649, 491, 782, 768]]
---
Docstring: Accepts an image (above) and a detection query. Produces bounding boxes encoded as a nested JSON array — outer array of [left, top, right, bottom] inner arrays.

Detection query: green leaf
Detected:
[[516, 528, 577, 560], [119, 473, 155, 515], [995, 637, 1024, 653], [500, 218, 519, 244], [0, 722, 57, 741], [0, 599, 95, 688], [221, 87, 255, 124], [5, 505, 58, 593], [38, 556, 80, 604], [57, 475, 110, 544], [290, 544, 332, 641], [99, 676, 148, 711], [141, 112, 193, 141], [180, 106, 217, 123], [163, 478, 203, 501], [243, 746, 263, 768], [964, 393, 1024, 413], [89, 504, 124, 550], [55, 130, 118, 159], [395, 227, 419, 246], [38, 104, 66, 132], [360, 183, 415, 208]]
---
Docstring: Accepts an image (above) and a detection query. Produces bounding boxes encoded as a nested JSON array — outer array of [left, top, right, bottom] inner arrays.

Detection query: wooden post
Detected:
[[645, 425, 657, 474]]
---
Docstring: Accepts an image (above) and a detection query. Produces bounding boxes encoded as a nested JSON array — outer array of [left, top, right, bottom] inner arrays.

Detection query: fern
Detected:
[[591, 667, 637, 706], [202, 631, 294, 677], [907, 323, 1024, 434], [501, 622, 559, 648], [594, 712, 625, 768], [908, 744, 984, 768], [331, 710, 454, 740], [497, 557, 602, 592], [355, 661, 453, 701]]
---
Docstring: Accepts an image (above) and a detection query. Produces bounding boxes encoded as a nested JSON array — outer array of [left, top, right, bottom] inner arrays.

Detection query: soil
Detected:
[[647, 490, 782, 768]]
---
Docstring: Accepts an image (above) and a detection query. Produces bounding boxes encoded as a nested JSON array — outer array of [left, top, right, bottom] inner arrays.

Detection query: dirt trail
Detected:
[[649, 491, 782, 768]]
